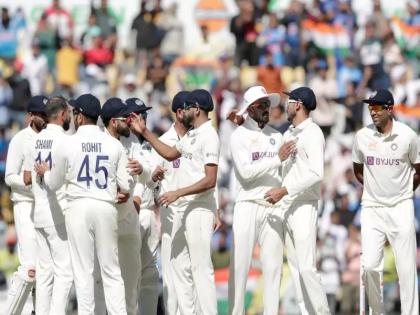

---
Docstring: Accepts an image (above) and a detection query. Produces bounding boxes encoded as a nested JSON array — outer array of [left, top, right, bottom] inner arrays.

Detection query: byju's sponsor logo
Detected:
[[172, 159, 180, 168], [366, 156, 400, 166], [252, 151, 277, 161], [252, 152, 260, 161]]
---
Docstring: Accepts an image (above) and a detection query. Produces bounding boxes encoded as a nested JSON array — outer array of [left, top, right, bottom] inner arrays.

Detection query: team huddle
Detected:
[[4, 85, 420, 315]]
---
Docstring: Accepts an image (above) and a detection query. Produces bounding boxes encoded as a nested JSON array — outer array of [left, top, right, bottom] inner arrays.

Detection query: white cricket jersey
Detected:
[[281, 118, 325, 201], [175, 120, 220, 209], [5, 127, 36, 202], [106, 130, 141, 220], [133, 139, 157, 210], [352, 120, 420, 207], [230, 117, 283, 205], [25, 124, 68, 227], [155, 124, 183, 206], [44, 125, 134, 203]]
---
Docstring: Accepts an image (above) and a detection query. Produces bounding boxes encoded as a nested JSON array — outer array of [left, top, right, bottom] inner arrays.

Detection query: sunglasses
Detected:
[[287, 99, 301, 106], [368, 104, 389, 112], [183, 102, 199, 110], [113, 117, 128, 122]]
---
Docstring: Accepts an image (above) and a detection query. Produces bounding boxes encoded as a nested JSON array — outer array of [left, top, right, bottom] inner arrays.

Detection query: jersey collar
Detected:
[[46, 123, 65, 133]]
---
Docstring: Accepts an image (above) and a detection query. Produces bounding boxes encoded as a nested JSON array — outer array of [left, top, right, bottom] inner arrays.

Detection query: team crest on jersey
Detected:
[[270, 138, 275, 145], [191, 138, 196, 145], [391, 143, 398, 151], [172, 158, 180, 168]]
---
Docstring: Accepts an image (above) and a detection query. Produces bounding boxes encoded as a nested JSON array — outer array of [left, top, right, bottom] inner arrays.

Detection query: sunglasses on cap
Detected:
[[183, 102, 199, 110], [368, 104, 390, 112]]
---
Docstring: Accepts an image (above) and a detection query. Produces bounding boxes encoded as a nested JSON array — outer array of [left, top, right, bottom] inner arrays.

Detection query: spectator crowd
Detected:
[[0, 0, 419, 313]]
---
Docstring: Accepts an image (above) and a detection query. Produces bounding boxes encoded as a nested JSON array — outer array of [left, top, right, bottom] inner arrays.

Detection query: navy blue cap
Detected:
[[101, 97, 129, 120], [171, 91, 189, 113], [185, 89, 214, 112], [283, 87, 317, 111], [362, 89, 394, 106], [125, 98, 152, 114], [69, 94, 101, 118], [27, 95, 48, 113]]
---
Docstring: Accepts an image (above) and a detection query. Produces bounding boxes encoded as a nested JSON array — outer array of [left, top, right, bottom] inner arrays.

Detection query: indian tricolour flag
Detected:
[[215, 267, 262, 315], [302, 20, 351, 56], [390, 17, 420, 58]]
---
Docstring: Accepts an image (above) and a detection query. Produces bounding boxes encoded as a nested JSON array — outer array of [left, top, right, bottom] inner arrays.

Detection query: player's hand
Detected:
[[133, 196, 141, 213], [129, 113, 146, 135], [264, 187, 288, 204], [226, 109, 245, 126], [127, 158, 143, 175], [152, 166, 166, 182], [117, 191, 130, 204], [158, 191, 180, 207], [279, 140, 297, 161], [214, 208, 222, 233], [23, 170, 32, 186], [34, 162, 49, 177]]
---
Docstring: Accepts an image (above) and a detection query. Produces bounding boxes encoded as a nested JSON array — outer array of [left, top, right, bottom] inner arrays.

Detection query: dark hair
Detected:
[[102, 118, 111, 127], [82, 114, 98, 125], [46, 96, 68, 119]]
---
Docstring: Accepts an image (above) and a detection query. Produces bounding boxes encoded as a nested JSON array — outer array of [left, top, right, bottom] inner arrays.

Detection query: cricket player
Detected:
[[352, 89, 419, 315], [153, 91, 190, 315], [265, 87, 331, 314], [36, 94, 134, 315], [125, 97, 160, 315], [25, 96, 73, 315], [100, 97, 143, 315], [5, 95, 48, 315], [228, 86, 296, 315], [131, 89, 219, 315]]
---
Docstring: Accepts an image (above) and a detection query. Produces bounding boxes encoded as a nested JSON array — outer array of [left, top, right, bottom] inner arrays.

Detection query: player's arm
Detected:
[[41, 141, 67, 191], [116, 144, 135, 194], [158, 163, 218, 206], [231, 135, 294, 182], [283, 130, 324, 197], [352, 133, 364, 185], [5, 136, 30, 189], [408, 134, 420, 190], [353, 163, 364, 185], [130, 114, 181, 161]]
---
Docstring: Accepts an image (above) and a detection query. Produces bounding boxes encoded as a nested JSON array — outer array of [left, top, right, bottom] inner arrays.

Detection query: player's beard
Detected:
[[117, 123, 130, 137], [63, 116, 71, 131], [182, 112, 193, 129], [32, 116, 46, 132]]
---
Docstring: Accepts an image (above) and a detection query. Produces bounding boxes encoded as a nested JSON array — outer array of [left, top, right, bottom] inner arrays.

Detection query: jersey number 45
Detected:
[[77, 155, 109, 189]]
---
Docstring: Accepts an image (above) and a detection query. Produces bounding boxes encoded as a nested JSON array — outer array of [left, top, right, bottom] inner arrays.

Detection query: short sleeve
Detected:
[[352, 134, 364, 164], [203, 132, 220, 165], [408, 134, 420, 164]]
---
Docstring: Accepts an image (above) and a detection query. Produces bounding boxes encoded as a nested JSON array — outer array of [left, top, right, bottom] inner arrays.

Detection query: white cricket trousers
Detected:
[[7, 201, 37, 310], [228, 201, 284, 315], [139, 208, 160, 315], [160, 205, 182, 315], [65, 198, 126, 315], [283, 201, 330, 315], [93, 207, 142, 315], [118, 208, 141, 315], [171, 207, 217, 315], [361, 199, 419, 315], [35, 223, 73, 315]]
